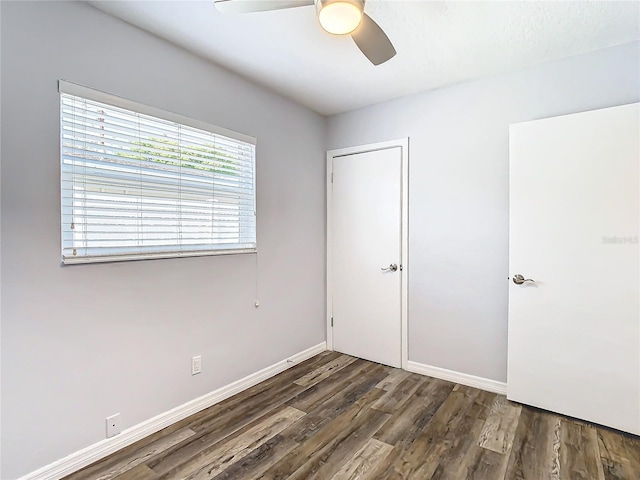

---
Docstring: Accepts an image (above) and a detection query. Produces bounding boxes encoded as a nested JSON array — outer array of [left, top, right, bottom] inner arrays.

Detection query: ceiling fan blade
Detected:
[[351, 13, 396, 66], [214, 0, 314, 14]]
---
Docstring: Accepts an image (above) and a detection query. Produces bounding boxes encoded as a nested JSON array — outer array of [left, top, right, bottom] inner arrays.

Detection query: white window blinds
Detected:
[[59, 81, 257, 264]]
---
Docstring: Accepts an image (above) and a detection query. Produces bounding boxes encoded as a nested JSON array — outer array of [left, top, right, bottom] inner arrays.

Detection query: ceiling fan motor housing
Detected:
[[315, 0, 365, 11]]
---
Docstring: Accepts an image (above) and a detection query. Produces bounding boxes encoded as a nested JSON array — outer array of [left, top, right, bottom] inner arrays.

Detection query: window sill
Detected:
[[61, 248, 257, 265]]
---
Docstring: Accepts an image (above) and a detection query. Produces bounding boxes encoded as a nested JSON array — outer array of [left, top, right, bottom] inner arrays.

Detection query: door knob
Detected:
[[512, 274, 535, 285], [381, 264, 398, 272]]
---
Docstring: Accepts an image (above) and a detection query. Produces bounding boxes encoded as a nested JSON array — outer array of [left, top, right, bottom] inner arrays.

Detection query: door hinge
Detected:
[[331, 317, 334, 327]]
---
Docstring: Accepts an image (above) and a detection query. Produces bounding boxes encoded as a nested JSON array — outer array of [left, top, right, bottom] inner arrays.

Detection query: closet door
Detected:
[[329, 146, 404, 368]]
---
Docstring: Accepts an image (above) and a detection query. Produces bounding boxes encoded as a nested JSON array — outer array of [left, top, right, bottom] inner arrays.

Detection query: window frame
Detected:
[[59, 80, 257, 265]]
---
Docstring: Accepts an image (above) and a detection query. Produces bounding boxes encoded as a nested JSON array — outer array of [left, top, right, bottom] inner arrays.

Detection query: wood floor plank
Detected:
[[622, 433, 640, 477], [66, 428, 196, 480], [426, 390, 504, 480], [597, 427, 640, 480], [598, 427, 633, 466], [259, 387, 388, 480], [331, 438, 394, 480], [288, 363, 389, 444], [293, 354, 358, 387], [424, 387, 500, 480], [210, 434, 298, 480], [429, 417, 488, 480], [375, 369, 411, 391], [371, 373, 422, 414], [432, 384, 482, 426], [560, 420, 605, 480], [477, 395, 522, 454], [284, 408, 391, 480], [156, 406, 305, 480], [449, 394, 515, 480], [375, 384, 482, 479], [461, 444, 512, 480], [504, 407, 562, 480], [286, 359, 375, 413], [466, 389, 497, 422], [374, 377, 454, 450], [373, 430, 447, 480], [113, 464, 158, 480]]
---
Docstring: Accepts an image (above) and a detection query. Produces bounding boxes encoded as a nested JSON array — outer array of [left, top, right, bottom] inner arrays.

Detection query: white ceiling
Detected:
[[90, 0, 640, 116]]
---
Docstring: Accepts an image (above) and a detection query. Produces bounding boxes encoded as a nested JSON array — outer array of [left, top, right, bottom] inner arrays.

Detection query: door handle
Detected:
[[512, 274, 535, 285], [381, 264, 398, 272]]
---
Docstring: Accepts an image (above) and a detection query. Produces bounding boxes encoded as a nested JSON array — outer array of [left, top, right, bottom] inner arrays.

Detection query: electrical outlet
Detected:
[[192, 355, 202, 375], [106, 413, 121, 438]]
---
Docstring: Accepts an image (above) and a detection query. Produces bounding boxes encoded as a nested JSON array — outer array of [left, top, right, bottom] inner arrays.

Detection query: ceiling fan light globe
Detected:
[[317, 0, 363, 35]]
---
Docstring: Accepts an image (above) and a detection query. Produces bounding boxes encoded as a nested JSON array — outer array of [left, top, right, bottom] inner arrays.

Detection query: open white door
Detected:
[[508, 103, 640, 435], [327, 140, 408, 369]]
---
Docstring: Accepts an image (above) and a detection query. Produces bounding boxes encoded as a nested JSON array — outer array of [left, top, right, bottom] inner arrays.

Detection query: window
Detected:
[[59, 81, 256, 264]]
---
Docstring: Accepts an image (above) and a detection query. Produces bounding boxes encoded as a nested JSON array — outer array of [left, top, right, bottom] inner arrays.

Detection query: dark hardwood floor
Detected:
[[64, 351, 640, 480]]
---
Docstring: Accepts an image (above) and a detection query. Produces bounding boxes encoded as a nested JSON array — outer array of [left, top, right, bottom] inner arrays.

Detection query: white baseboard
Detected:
[[20, 342, 327, 480], [406, 361, 507, 395]]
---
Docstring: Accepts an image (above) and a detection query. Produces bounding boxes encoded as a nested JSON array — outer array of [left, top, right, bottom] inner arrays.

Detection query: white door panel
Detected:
[[331, 147, 402, 368], [508, 103, 640, 435]]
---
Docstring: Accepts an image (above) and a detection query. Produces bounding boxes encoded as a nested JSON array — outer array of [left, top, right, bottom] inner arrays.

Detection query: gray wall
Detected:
[[327, 41, 640, 383], [0, 2, 325, 478]]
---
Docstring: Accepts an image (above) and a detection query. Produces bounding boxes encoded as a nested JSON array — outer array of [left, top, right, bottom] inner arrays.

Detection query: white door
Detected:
[[508, 103, 640, 435], [329, 145, 404, 368]]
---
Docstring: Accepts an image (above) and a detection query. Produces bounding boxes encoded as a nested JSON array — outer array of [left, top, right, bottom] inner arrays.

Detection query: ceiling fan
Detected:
[[213, 0, 396, 65]]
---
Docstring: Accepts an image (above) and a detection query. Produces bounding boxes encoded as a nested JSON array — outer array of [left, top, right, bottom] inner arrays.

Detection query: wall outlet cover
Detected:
[[192, 355, 202, 375], [106, 413, 121, 438]]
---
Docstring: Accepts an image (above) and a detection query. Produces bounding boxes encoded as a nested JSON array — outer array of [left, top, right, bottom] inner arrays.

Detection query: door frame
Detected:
[[326, 138, 409, 370]]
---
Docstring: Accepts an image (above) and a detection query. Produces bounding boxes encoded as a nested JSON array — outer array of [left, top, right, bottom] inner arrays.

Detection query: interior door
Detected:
[[508, 103, 640, 435], [330, 146, 402, 368]]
